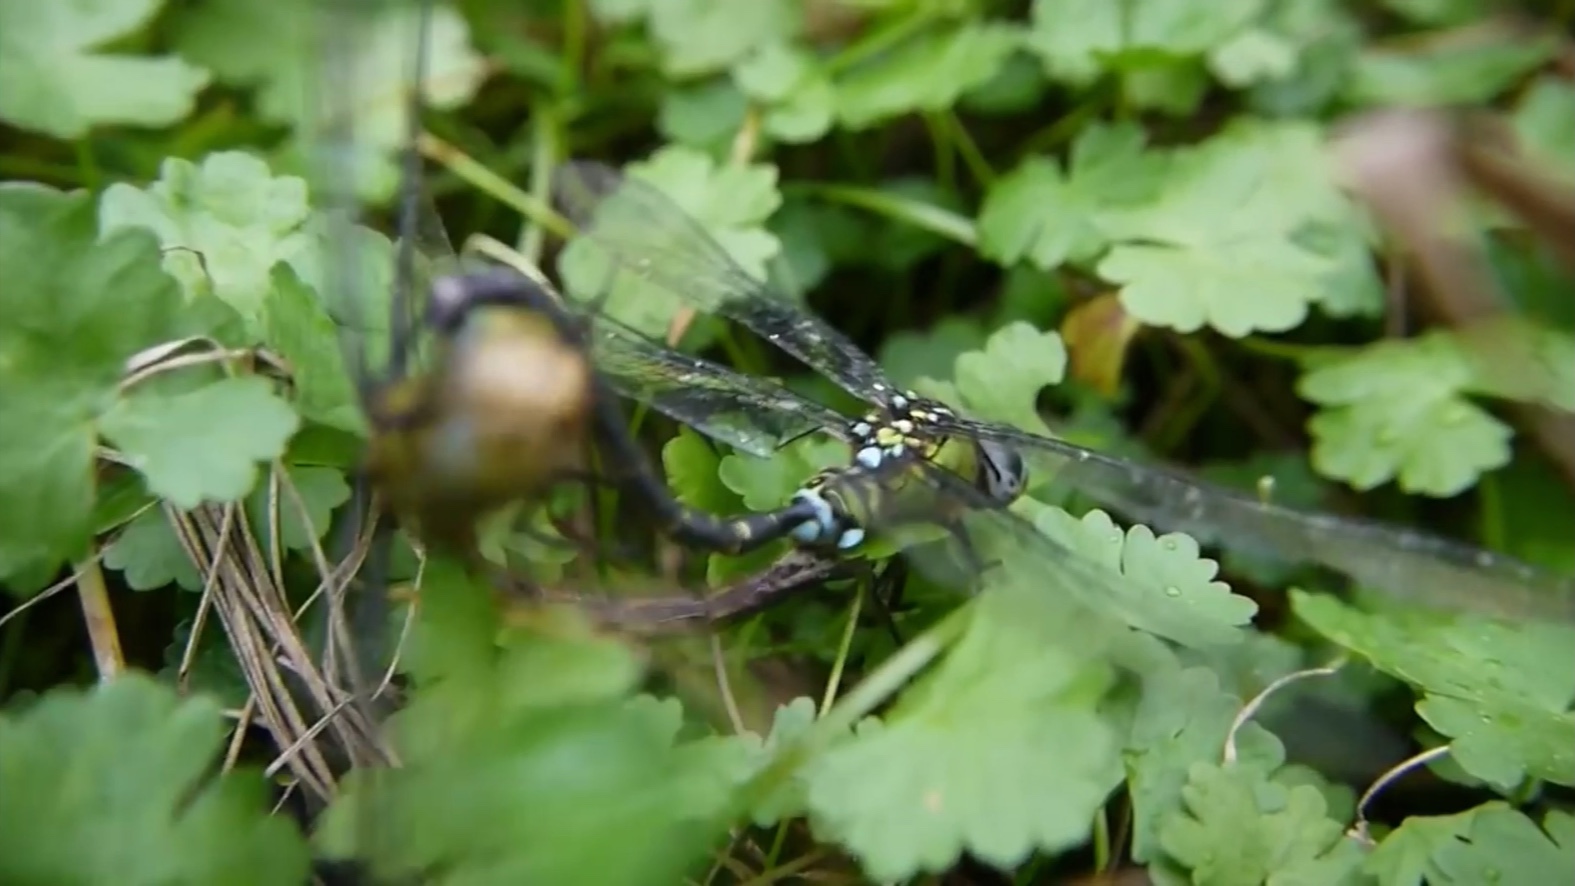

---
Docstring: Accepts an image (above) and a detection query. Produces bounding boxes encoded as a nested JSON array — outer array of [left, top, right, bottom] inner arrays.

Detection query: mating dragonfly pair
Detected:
[[302, 1, 1573, 881], [359, 153, 1575, 632]]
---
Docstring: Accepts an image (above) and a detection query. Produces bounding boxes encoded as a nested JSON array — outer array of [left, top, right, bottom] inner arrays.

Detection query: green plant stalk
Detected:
[[419, 132, 573, 239], [795, 182, 978, 248], [737, 601, 972, 810]]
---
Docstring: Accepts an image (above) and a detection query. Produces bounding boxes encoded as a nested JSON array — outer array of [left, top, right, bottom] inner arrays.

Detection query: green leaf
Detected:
[[1026, 0, 1266, 85], [801, 591, 1124, 880], [243, 464, 352, 556], [648, 0, 799, 78], [977, 122, 1167, 270], [0, 0, 210, 137], [1510, 76, 1575, 184], [172, 0, 486, 201], [1125, 667, 1280, 862], [1345, 32, 1556, 108], [718, 436, 846, 511], [835, 24, 1022, 130], [0, 186, 183, 578], [949, 322, 1067, 434], [879, 317, 988, 392], [1099, 237, 1327, 335], [733, 43, 835, 143], [1209, 28, 1298, 86], [1294, 593, 1575, 788], [657, 79, 749, 150], [1094, 120, 1364, 335], [1158, 758, 1356, 885], [99, 152, 313, 321], [745, 697, 819, 825], [1298, 333, 1514, 496], [259, 263, 364, 433], [1366, 803, 1575, 885], [662, 427, 742, 515], [0, 674, 310, 885], [322, 575, 739, 884], [558, 146, 783, 338], [1029, 505, 1259, 649], [768, 198, 871, 297], [1381, 0, 1492, 26], [101, 376, 301, 509], [103, 508, 201, 592], [1244, 2, 1363, 117]]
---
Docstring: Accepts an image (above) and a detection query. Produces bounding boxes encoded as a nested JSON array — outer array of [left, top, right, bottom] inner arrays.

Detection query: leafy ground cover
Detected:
[[1, 0, 1573, 883]]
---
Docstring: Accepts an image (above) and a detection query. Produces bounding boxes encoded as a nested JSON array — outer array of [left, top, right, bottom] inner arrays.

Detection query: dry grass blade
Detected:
[[164, 492, 383, 809]]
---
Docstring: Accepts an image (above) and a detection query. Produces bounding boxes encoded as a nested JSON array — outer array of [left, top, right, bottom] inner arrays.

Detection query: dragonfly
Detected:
[[544, 160, 1575, 626]]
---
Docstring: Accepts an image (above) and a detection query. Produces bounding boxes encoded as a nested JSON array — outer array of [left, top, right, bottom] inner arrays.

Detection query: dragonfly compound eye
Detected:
[[976, 441, 1027, 503]]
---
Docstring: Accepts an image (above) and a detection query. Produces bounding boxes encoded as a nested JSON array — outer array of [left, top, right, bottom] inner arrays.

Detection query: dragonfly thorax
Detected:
[[845, 390, 1028, 507]]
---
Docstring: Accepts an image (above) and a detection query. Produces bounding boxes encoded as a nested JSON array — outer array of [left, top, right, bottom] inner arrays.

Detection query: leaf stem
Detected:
[[824, 8, 942, 76], [419, 132, 573, 239], [792, 182, 977, 247], [819, 585, 865, 716], [74, 553, 124, 682], [739, 602, 970, 807]]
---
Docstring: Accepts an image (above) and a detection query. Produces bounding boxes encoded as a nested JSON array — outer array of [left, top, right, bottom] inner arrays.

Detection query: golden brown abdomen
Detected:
[[365, 312, 595, 552]]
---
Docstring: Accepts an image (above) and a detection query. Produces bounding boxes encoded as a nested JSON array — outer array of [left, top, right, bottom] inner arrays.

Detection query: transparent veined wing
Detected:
[[586, 315, 850, 458], [551, 159, 902, 409], [921, 411, 1575, 624], [804, 452, 1250, 657]]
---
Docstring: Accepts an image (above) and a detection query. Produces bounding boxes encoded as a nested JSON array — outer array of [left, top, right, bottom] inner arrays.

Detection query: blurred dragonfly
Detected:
[[543, 160, 1575, 626], [302, 2, 857, 880]]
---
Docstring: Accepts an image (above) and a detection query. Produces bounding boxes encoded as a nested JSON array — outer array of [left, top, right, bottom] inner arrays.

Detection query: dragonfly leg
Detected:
[[868, 557, 910, 648]]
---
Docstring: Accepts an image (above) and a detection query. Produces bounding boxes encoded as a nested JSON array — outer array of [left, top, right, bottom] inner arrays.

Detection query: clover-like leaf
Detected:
[[1366, 803, 1575, 885], [978, 123, 1167, 271], [1028, 505, 1259, 649], [802, 590, 1124, 880], [100, 153, 314, 320], [259, 263, 365, 433], [950, 322, 1068, 434], [1026, 0, 1266, 85], [1158, 759, 1356, 885], [835, 24, 1022, 130], [733, 42, 835, 143], [0, 674, 310, 884], [0, 0, 210, 137], [648, 0, 799, 79], [100, 376, 301, 509], [1094, 120, 1371, 336], [173, 0, 487, 201], [243, 463, 352, 557], [1298, 333, 1515, 496], [1125, 667, 1280, 862], [103, 507, 201, 592], [319, 575, 740, 885], [0, 185, 184, 580], [1294, 593, 1575, 788]]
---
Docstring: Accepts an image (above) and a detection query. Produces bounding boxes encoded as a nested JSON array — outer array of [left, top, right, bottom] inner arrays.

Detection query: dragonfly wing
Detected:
[[927, 413, 1575, 624], [588, 317, 849, 458], [552, 160, 900, 408]]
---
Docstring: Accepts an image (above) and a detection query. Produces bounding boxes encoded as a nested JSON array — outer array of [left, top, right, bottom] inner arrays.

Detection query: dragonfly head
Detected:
[[975, 439, 1027, 505]]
